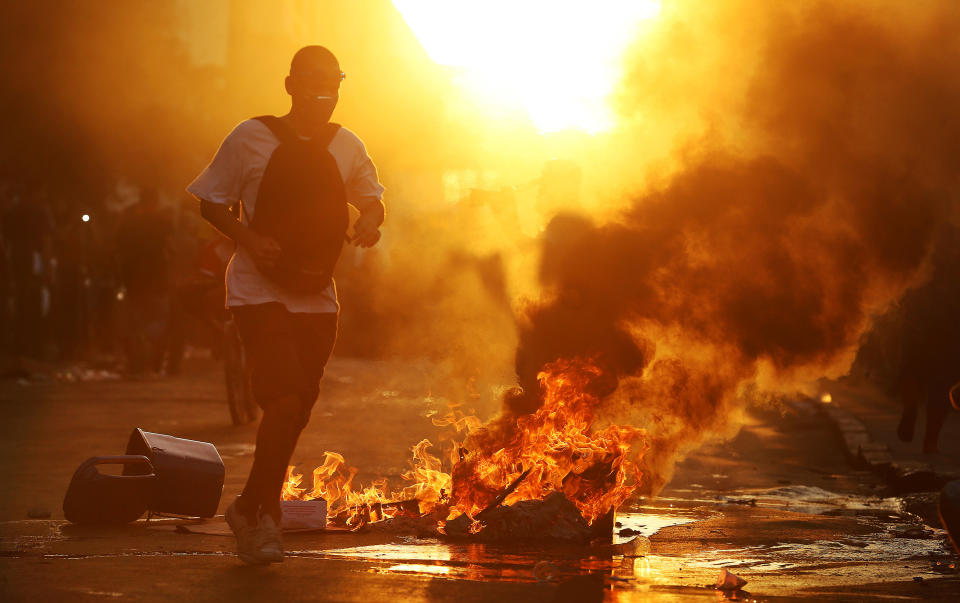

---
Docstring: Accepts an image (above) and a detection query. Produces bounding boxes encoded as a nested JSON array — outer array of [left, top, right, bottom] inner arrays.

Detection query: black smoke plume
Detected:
[[495, 0, 960, 493]]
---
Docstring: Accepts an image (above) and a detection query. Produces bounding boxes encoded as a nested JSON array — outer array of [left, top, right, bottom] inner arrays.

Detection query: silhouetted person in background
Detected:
[[188, 45, 385, 564], [1, 188, 54, 359], [116, 187, 174, 375], [895, 224, 960, 453], [51, 198, 98, 360]]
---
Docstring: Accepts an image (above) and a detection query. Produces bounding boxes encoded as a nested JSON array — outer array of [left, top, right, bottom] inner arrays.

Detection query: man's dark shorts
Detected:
[[230, 303, 338, 408]]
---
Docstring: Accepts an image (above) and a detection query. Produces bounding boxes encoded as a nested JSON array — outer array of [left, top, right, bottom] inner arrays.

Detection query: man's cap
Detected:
[[290, 46, 340, 77]]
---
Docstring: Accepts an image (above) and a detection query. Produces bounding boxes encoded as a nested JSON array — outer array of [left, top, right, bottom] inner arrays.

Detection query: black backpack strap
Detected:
[[254, 116, 341, 148], [318, 122, 342, 148], [253, 115, 297, 145]]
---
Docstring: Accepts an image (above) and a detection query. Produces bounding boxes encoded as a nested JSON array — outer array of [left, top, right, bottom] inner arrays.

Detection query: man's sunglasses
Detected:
[[299, 71, 346, 100]]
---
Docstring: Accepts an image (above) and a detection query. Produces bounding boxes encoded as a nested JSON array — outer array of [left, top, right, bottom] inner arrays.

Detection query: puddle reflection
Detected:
[[306, 509, 710, 587], [294, 490, 952, 596], [614, 512, 698, 543], [311, 540, 685, 588], [384, 564, 451, 575]]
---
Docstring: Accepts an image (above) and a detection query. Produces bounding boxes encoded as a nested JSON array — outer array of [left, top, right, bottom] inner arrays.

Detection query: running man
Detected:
[[187, 46, 385, 564]]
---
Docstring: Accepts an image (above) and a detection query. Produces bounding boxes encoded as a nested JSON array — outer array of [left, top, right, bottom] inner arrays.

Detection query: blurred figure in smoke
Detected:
[[895, 224, 960, 453], [188, 45, 385, 565], [536, 159, 582, 222], [116, 187, 174, 375]]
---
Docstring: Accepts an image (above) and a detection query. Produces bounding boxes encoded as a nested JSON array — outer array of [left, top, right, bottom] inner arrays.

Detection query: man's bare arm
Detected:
[[199, 200, 280, 267], [350, 196, 385, 248]]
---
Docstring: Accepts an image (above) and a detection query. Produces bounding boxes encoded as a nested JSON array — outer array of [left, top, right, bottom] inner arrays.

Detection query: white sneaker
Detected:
[[225, 499, 267, 565], [256, 513, 284, 563]]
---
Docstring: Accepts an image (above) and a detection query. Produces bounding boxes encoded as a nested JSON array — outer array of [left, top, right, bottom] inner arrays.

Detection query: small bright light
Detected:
[[820, 393, 833, 404], [81, 214, 90, 222]]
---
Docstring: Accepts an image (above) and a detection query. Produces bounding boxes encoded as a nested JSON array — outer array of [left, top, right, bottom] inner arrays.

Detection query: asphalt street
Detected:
[[1, 357, 958, 601]]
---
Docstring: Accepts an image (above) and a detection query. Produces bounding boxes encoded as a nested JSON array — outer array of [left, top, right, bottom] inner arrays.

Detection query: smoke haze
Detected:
[[505, 0, 960, 493], [3, 0, 959, 494]]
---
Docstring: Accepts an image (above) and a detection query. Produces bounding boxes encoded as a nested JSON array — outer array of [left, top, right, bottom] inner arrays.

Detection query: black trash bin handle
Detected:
[[82, 455, 156, 479]]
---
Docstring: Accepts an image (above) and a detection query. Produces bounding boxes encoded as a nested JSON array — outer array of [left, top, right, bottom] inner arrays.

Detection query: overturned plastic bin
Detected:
[[124, 428, 224, 518], [63, 456, 156, 525]]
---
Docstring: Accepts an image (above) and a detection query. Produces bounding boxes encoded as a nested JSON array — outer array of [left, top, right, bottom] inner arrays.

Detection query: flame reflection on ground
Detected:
[[384, 564, 452, 575], [614, 512, 698, 543], [303, 511, 697, 585], [283, 488, 953, 597]]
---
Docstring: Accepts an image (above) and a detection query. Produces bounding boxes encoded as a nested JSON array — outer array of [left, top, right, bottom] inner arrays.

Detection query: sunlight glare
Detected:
[[392, 0, 661, 133]]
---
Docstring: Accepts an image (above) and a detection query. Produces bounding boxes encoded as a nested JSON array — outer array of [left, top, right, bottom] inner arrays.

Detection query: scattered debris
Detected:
[[533, 561, 558, 582], [716, 569, 748, 591], [444, 492, 595, 543], [328, 499, 423, 529], [281, 499, 327, 530], [476, 468, 532, 519], [616, 535, 651, 557], [55, 368, 121, 383], [892, 462, 944, 493], [365, 512, 443, 537], [894, 526, 933, 539], [720, 497, 756, 506]]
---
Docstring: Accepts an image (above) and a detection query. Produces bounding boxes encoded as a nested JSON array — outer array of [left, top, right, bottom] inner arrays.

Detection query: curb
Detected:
[[814, 399, 955, 493]]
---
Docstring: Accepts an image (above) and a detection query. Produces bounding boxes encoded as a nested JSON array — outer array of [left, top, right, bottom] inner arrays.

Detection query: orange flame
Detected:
[[448, 358, 647, 523], [281, 358, 647, 529]]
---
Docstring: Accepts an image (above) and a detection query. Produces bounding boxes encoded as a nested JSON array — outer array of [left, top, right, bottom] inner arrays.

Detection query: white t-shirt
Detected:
[[187, 119, 385, 313]]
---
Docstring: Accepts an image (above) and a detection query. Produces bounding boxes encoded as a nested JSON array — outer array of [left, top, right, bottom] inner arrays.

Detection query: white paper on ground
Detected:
[[281, 499, 327, 530]]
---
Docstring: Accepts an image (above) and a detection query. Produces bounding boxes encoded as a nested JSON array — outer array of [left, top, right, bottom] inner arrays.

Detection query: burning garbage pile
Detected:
[[281, 358, 647, 542]]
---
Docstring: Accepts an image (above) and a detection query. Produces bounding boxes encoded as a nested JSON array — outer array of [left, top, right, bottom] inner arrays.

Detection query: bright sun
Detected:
[[392, 0, 661, 134]]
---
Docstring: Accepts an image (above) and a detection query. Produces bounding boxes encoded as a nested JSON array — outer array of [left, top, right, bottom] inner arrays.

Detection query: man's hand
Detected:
[[199, 200, 282, 268], [351, 211, 381, 248], [245, 231, 282, 268], [350, 197, 385, 248]]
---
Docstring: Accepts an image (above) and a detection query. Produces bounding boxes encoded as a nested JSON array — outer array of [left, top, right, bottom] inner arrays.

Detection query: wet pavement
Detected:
[[2, 359, 960, 601]]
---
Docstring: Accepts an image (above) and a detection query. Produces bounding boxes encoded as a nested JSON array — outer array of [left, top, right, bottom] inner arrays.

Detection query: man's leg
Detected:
[[231, 305, 338, 522], [255, 312, 339, 523], [239, 392, 310, 523], [231, 304, 303, 521]]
